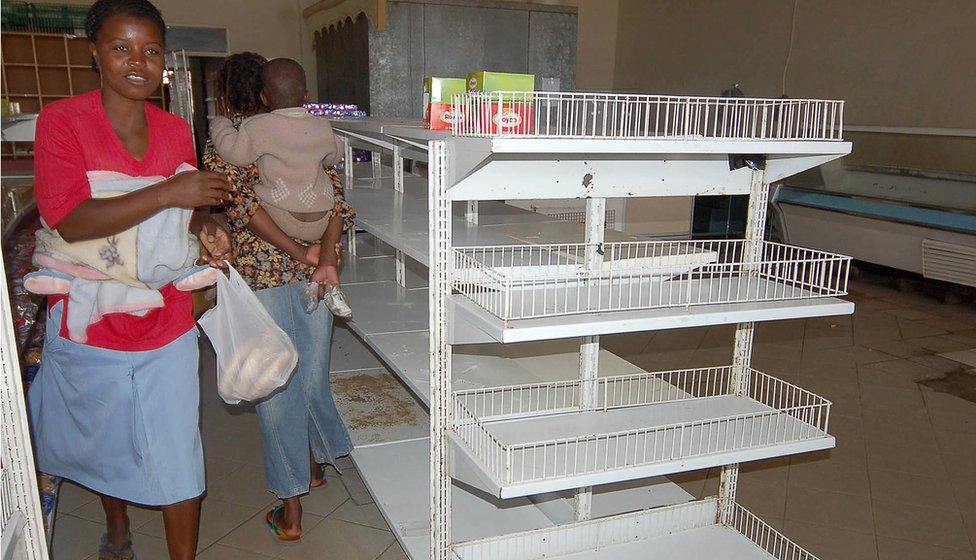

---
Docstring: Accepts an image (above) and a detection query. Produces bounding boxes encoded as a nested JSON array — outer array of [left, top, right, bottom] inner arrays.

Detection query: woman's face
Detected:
[[90, 14, 164, 102]]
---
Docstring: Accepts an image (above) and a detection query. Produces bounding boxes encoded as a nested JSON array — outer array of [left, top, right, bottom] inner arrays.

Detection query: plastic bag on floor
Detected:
[[199, 265, 298, 404]]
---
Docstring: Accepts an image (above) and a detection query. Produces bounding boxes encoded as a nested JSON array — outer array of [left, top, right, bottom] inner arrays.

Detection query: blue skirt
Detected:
[[28, 302, 204, 506]]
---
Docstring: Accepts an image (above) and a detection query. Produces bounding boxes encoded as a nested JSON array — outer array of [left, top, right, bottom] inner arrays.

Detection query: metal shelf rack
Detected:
[[330, 91, 853, 560]]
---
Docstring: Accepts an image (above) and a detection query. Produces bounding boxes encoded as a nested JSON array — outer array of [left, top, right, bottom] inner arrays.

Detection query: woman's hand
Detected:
[[303, 243, 322, 267], [161, 171, 234, 208], [196, 217, 233, 267]]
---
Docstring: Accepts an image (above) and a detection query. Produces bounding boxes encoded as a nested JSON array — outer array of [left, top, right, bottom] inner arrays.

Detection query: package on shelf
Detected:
[[304, 102, 366, 119], [423, 76, 466, 131], [465, 71, 536, 135]]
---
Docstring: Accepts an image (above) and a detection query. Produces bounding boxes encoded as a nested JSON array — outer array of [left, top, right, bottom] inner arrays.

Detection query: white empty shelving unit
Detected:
[[331, 91, 852, 560]]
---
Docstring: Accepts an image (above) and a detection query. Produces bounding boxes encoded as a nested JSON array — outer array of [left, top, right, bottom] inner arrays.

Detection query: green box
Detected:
[[466, 71, 535, 94], [424, 77, 466, 103], [423, 77, 466, 130]]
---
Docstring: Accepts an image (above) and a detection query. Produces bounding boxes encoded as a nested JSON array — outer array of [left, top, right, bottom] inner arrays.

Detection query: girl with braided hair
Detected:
[[203, 53, 354, 542]]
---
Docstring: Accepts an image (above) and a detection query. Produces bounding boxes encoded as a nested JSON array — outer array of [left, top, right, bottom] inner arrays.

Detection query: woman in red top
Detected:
[[28, 1, 231, 558]]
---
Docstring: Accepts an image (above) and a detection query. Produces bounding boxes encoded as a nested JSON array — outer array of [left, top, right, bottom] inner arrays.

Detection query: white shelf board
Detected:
[[352, 438, 558, 560], [451, 393, 833, 498], [347, 186, 529, 267], [454, 294, 854, 343], [452, 498, 808, 560], [342, 254, 427, 287], [332, 116, 425, 135], [343, 281, 493, 344], [353, 438, 694, 560], [347, 183, 625, 271], [363, 332, 646, 409]]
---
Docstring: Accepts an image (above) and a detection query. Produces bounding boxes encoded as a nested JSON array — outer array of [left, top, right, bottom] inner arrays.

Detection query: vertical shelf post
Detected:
[[428, 140, 453, 560], [372, 150, 382, 179], [341, 135, 357, 256], [574, 197, 607, 521], [393, 144, 404, 192], [719, 165, 768, 522], [395, 249, 406, 287], [343, 135, 354, 187]]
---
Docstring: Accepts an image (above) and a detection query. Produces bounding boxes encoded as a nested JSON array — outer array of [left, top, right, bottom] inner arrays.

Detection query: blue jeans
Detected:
[[254, 283, 353, 499]]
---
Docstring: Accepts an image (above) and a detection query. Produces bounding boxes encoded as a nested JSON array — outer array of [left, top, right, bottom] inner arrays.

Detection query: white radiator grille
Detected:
[[922, 239, 976, 287]]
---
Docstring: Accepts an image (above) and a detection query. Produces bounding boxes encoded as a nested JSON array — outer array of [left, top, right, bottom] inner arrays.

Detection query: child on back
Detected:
[[211, 58, 350, 316]]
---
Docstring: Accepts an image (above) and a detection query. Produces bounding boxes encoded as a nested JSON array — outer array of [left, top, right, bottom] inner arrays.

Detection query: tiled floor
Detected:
[[48, 275, 976, 560]]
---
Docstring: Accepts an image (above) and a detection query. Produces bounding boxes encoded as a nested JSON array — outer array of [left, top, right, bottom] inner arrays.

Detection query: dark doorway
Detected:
[[315, 13, 370, 111]]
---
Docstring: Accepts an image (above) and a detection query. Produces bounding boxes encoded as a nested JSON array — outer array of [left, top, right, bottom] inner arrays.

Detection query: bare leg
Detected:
[[273, 496, 303, 538], [161, 497, 201, 560], [100, 495, 130, 549], [310, 450, 327, 488]]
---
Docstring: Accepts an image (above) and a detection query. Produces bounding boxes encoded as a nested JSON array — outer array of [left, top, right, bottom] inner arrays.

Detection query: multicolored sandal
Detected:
[[265, 504, 301, 542], [98, 533, 136, 560]]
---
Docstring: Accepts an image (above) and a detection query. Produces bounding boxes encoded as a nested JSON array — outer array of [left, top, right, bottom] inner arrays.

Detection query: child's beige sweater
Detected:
[[211, 108, 342, 216]]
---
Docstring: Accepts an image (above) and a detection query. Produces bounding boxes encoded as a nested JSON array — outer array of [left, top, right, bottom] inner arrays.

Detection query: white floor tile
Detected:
[[277, 518, 394, 560], [50, 515, 103, 560], [873, 501, 972, 551], [197, 544, 276, 560], [217, 509, 325, 558], [328, 499, 389, 531], [876, 538, 975, 560]]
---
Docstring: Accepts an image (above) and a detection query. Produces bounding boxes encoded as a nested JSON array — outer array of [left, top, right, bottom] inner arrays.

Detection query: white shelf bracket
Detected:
[[346, 228, 357, 257], [393, 144, 404, 193], [428, 140, 453, 560], [395, 249, 406, 287], [574, 197, 607, 521], [343, 135, 354, 187], [720, 165, 768, 521], [372, 150, 382, 179]]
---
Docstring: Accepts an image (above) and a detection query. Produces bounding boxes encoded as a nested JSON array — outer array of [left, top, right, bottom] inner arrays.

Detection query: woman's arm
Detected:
[[56, 172, 233, 242], [245, 206, 317, 265], [34, 108, 231, 242]]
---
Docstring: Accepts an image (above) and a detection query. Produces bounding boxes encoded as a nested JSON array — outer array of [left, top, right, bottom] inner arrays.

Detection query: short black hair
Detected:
[[261, 58, 306, 109], [85, 0, 166, 43], [216, 52, 268, 116]]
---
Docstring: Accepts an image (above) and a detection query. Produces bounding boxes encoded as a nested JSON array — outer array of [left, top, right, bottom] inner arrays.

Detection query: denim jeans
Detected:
[[254, 282, 353, 499]]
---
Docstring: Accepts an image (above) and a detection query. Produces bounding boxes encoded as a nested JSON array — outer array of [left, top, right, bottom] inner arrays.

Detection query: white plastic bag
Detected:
[[198, 265, 298, 404]]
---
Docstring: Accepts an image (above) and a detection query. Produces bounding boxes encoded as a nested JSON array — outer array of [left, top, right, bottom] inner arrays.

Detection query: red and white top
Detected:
[[34, 90, 198, 351]]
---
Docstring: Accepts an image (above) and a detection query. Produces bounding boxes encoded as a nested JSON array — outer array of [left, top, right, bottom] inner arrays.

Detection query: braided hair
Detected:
[[85, 0, 166, 43], [215, 52, 268, 117]]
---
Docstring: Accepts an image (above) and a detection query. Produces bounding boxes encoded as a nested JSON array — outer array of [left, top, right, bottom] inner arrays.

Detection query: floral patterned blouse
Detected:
[[203, 135, 355, 291]]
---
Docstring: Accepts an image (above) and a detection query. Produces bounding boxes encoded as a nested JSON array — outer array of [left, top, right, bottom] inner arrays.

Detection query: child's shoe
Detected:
[[322, 282, 352, 319]]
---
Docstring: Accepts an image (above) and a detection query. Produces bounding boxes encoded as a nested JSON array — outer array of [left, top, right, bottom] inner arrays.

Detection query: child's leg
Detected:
[[311, 212, 344, 287]]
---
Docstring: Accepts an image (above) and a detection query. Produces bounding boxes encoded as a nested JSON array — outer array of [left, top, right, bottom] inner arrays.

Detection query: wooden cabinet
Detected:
[[1, 31, 167, 158]]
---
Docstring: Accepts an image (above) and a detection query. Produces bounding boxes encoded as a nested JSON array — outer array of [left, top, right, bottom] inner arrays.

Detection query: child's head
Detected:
[[260, 58, 308, 110]]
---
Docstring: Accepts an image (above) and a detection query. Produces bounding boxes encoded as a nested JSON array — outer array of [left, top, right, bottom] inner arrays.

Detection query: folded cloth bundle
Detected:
[[26, 163, 218, 343]]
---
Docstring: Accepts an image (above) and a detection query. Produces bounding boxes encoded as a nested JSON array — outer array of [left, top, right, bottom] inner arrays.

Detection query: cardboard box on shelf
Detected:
[[423, 77, 466, 131], [465, 71, 535, 94], [465, 71, 536, 135]]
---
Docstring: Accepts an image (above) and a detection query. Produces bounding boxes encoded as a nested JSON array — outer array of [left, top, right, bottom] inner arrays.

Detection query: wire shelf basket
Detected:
[[452, 498, 819, 560], [451, 91, 845, 140], [452, 366, 832, 487], [453, 240, 851, 323]]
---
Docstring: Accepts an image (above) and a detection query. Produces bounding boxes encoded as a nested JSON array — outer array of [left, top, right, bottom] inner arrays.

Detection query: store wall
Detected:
[[31, 0, 304, 59], [612, 0, 976, 174], [506, 0, 618, 91]]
